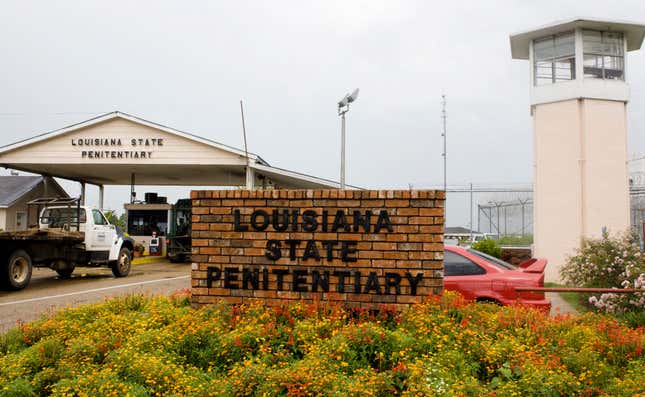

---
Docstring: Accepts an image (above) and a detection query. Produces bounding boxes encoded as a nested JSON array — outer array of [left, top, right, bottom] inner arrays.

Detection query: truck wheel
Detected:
[[56, 267, 75, 279], [112, 247, 131, 277], [2, 250, 33, 290]]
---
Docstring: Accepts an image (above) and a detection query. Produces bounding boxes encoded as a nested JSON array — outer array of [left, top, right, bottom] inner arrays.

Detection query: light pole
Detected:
[[338, 88, 359, 189]]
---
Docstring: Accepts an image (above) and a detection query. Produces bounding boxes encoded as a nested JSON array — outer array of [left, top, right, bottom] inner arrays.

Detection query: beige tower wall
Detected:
[[533, 99, 631, 281], [581, 100, 631, 238], [533, 100, 582, 281]]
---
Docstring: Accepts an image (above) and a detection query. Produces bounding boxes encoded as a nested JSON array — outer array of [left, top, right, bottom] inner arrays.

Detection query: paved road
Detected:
[[0, 260, 190, 333]]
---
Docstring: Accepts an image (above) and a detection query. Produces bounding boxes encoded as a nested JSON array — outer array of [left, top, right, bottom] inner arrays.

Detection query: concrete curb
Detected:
[[132, 256, 169, 266]]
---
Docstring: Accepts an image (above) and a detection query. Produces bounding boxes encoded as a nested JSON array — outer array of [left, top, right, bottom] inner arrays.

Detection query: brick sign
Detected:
[[190, 190, 445, 309]]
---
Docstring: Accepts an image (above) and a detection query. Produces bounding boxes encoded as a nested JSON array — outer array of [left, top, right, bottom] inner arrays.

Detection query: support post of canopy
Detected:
[[99, 184, 104, 211], [130, 173, 136, 203], [80, 181, 86, 205], [42, 175, 49, 196], [245, 166, 255, 190]]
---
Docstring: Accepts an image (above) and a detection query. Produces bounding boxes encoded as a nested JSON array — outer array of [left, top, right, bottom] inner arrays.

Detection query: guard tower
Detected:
[[510, 18, 645, 281]]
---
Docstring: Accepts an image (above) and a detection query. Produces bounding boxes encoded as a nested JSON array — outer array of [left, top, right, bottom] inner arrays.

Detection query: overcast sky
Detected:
[[1, 1, 644, 228]]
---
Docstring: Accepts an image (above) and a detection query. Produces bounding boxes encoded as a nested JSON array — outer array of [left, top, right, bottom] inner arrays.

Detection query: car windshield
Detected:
[[466, 248, 517, 270]]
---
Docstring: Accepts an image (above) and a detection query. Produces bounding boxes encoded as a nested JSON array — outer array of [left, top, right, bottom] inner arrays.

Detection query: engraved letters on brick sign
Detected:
[[190, 190, 445, 309]]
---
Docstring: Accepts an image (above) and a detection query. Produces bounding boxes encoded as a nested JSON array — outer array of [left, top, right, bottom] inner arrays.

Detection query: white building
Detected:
[[0, 176, 68, 232]]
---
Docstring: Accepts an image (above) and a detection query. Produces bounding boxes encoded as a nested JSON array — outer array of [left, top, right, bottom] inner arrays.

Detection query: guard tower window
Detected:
[[583, 30, 624, 80], [533, 32, 575, 85]]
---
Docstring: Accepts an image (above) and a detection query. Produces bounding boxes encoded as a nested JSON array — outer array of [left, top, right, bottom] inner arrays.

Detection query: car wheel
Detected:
[[112, 247, 131, 277], [169, 254, 187, 263], [2, 250, 33, 290], [56, 267, 75, 279]]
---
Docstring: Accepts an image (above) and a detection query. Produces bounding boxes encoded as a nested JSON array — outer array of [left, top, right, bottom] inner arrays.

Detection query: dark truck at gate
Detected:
[[166, 198, 192, 263]]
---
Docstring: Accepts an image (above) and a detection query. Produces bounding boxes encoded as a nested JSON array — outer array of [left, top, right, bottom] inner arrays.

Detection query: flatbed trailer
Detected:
[[0, 229, 85, 260], [0, 228, 84, 242]]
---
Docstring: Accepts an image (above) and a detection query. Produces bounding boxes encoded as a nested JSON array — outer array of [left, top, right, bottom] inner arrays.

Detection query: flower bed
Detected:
[[0, 292, 643, 396]]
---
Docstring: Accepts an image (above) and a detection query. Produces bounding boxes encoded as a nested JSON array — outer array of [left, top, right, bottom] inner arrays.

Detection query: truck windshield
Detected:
[[41, 208, 87, 228]]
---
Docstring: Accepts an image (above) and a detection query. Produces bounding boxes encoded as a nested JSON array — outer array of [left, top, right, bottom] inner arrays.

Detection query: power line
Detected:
[[0, 112, 107, 117]]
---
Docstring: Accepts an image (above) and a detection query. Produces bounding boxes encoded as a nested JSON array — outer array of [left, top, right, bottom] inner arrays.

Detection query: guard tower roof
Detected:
[[510, 17, 645, 60]]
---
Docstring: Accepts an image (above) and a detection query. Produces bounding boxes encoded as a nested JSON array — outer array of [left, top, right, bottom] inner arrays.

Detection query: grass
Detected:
[[544, 282, 589, 313], [544, 283, 645, 328], [497, 234, 533, 246]]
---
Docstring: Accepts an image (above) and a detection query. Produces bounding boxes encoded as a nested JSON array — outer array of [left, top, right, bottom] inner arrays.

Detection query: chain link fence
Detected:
[[631, 188, 645, 249], [438, 184, 644, 248]]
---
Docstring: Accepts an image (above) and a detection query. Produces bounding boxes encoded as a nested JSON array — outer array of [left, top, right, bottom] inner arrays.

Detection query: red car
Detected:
[[443, 245, 551, 311]]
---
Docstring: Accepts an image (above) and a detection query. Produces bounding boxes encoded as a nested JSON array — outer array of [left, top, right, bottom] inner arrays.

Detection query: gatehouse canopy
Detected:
[[0, 111, 342, 190]]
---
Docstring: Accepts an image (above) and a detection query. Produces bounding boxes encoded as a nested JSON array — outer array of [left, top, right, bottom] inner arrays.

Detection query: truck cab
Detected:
[[40, 206, 127, 263]]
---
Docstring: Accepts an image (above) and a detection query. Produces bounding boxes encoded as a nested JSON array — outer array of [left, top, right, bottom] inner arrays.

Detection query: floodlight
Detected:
[[348, 88, 360, 103]]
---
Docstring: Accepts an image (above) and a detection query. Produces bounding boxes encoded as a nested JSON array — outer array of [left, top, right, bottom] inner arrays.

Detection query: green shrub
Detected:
[[471, 239, 502, 258], [103, 210, 126, 229], [615, 310, 645, 328], [0, 378, 34, 397], [498, 234, 533, 246], [560, 230, 645, 316]]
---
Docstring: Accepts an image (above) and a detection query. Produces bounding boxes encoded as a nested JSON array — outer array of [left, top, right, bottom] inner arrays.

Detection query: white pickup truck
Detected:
[[0, 198, 135, 290]]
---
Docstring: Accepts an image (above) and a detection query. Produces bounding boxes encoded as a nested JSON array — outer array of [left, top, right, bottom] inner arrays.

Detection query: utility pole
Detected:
[[240, 100, 253, 189], [489, 207, 493, 234], [518, 198, 530, 236], [441, 94, 447, 192], [469, 182, 474, 241]]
